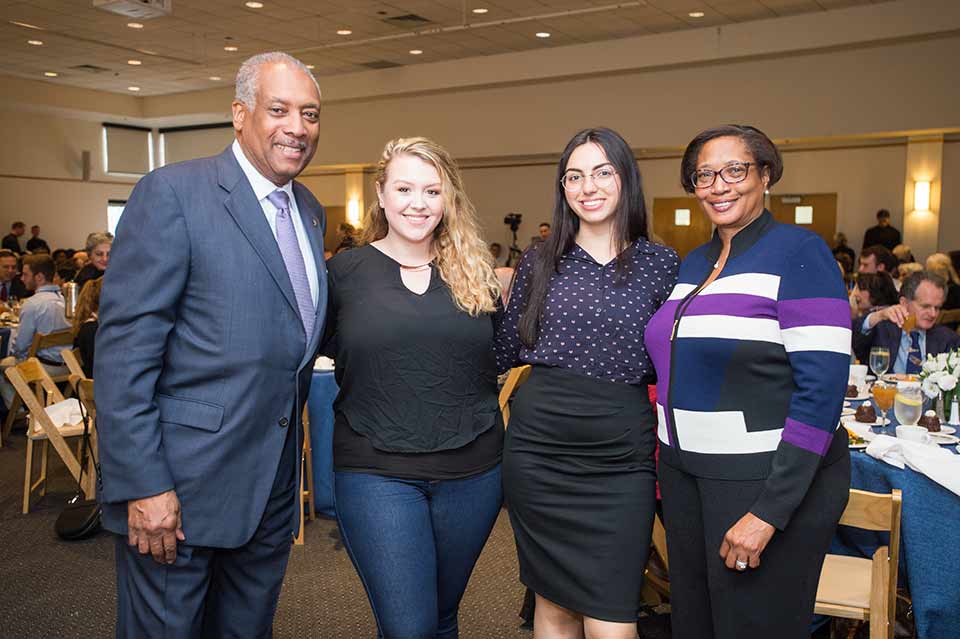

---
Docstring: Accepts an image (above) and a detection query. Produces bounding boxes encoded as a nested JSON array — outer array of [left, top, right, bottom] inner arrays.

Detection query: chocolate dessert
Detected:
[[918, 410, 941, 433], [855, 404, 877, 423], [846, 384, 860, 398]]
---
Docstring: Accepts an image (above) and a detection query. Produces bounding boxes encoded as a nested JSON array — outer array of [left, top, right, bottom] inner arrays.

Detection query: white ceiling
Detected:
[[0, 0, 893, 96]]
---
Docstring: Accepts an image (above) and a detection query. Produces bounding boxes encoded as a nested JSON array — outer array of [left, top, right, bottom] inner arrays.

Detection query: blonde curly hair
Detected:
[[360, 137, 500, 315]]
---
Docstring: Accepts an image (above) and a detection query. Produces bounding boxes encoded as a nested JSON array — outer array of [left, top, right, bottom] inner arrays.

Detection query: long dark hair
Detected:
[[517, 127, 648, 348]]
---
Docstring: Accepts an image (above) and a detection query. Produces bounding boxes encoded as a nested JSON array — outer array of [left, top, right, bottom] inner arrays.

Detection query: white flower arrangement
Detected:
[[920, 349, 960, 411]]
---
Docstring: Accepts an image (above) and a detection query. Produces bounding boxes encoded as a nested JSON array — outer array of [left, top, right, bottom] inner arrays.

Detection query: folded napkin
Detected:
[[32, 397, 84, 434], [866, 434, 960, 496]]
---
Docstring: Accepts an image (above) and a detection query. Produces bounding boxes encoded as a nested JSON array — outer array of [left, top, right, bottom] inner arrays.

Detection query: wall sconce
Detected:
[[914, 181, 931, 212], [347, 198, 361, 227]]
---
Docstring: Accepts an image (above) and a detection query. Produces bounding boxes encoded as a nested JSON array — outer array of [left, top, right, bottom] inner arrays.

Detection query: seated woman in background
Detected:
[[74, 232, 112, 292], [926, 252, 960, 329], [73, 278, 103, 378]]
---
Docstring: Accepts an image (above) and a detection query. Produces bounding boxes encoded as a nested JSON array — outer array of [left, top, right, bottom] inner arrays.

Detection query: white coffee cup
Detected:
[[896, 425, 931, 445], [849, 364, 868, 392]]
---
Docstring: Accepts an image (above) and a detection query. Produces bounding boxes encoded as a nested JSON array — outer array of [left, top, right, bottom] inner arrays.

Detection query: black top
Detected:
[[324, 244, 503, 479], [861, 224, 901, 251], [2, 234, 21, 254], [74, 264, 104, 293], [495, 239, 679, 385], [26, 237, 50, 253], [75, 319, 98, 378]]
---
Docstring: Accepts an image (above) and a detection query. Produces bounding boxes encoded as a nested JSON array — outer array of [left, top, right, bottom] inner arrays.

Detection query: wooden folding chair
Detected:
[[2, 329, 75, 442], [815, 488, 902, 639], [295, 405, 317, 545], [641, 514, 670, 605], [498, 365, 532, 427], [937, 308, 960, 333], [61, 347, 86, 382], [6, 359, 94, 514]]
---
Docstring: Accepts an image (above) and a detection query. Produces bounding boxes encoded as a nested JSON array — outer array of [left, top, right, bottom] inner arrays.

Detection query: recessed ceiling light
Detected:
[[27, 39, 43, 46], [11, 20, 43, 30], [245, 1, 264, 7], [336, 29, 352, 35], [224, 45, 239, 52], [689, 11, 705, 18], [409, 49, 423, 55], [305, 64, 315, 69], [209, 76, 222, 81], [128, 86, 141, 92], [535, 32, 551, 38], [472, 8, 488, 14], [127, 59, 142, 65], [127, 22, 144, 29], [44, 71, 58, 77]]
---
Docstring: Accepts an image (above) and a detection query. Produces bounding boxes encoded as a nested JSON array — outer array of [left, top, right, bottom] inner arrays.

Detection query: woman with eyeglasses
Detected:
[[643, 125, 851, 638], [495, 127, 678, 639]]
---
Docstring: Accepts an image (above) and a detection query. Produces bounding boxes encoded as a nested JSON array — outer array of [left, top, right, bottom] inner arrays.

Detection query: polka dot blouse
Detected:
[[495, 239, 679, 385]]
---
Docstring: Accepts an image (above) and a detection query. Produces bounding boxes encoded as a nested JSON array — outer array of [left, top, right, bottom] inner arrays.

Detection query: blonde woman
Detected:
[[73, 278, 103, 377], [926, 252, 960, 308], [323, 137, 502, 639]]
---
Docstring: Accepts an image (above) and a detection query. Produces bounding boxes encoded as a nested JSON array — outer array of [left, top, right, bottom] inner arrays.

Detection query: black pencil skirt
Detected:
[[502, 365, 657, 622]]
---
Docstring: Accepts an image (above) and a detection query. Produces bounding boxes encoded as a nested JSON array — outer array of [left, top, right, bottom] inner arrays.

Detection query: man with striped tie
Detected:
[[96, 52, 327, 638]]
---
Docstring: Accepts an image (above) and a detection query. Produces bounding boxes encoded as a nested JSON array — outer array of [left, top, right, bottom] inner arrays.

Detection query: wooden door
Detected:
[[652, 197, 713, 259], [767, 193, 837, 245]]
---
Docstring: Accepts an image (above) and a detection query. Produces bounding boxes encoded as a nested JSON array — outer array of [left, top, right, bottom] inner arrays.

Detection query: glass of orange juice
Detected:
[[872, 381, 897, 429]]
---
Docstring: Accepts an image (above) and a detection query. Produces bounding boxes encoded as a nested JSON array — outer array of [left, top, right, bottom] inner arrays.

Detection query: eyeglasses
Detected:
[[561, 166, 617, 192], [691, 162, 754, 189]]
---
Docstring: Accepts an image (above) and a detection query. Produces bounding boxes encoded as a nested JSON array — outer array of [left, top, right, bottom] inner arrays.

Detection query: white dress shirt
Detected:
[[232, 140, 319, 308]]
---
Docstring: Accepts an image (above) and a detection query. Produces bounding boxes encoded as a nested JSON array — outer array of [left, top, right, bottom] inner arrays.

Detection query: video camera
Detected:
[[503, 212, 522, 232]]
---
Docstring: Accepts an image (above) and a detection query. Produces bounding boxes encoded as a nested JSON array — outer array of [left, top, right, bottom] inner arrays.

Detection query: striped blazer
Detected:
[[645, 211, 851, 529]]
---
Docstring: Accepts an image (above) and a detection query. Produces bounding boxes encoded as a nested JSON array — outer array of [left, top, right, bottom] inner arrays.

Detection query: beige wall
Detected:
[[940, 139, 960, 252]]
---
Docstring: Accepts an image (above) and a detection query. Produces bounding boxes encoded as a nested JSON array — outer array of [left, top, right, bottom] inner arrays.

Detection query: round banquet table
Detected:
[[833, 396, 960, 639]]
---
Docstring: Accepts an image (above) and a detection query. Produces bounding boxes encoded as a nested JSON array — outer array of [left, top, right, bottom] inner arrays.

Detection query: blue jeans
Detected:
[[334, 464, 503, 639]]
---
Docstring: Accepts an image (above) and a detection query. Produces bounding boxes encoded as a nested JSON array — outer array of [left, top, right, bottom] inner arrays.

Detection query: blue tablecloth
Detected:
[[833, 402, 960, 639], [306, 370, 338, 518]]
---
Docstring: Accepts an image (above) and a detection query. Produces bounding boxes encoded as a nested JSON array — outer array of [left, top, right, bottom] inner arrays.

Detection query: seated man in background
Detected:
[[0, 249, 30, 301], [0, 254, 71, 411], [854, 270, 960, 370], [859, 244, 898, 276]]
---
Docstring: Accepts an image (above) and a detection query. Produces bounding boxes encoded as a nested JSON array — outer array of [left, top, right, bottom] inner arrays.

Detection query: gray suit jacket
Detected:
[[95, 146, 327, 548]]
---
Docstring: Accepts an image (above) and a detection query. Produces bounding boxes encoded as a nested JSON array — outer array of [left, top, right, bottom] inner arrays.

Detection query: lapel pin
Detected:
[[312, 217, 319, 227]]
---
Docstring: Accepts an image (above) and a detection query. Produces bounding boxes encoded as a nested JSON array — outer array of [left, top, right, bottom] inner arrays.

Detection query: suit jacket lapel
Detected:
[[217, 148, 301, 319]]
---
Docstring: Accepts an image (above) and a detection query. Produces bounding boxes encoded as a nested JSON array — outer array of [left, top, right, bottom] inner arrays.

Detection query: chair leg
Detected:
[[294, 459, 306, 546], [22, 438, 34, 514], [39, 439, 49, 497]]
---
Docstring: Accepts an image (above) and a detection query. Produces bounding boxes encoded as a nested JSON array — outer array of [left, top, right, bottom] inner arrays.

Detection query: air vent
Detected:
[[383, 13, 432, 26], [70, 64, 112, 73], [360, 60, 403, 70], [93, 0, 172, 20]]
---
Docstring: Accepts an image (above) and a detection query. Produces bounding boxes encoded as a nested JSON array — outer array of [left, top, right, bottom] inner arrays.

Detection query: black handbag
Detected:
[[54, 397, 102, 541]]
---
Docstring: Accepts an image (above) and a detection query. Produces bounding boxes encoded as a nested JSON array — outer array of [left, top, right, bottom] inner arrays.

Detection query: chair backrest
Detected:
[[72, 375, 95, 420], [498, 365, 532, 427], [937, 308, 960, 329], [839, 488, 902, 630], [61, 348, 85, 380], [651, 513, 669, 571], [28, 329, 75, 358]]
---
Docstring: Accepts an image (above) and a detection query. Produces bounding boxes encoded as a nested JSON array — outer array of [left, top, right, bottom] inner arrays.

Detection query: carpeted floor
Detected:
[[0, 432, 531, 638]]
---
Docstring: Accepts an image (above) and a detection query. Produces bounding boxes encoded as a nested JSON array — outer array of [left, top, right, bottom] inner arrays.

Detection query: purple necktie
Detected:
[[266, 189, 314, 339]]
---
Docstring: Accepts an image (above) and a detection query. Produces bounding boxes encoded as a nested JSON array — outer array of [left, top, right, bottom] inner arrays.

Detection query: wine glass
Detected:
[[869, 347, 890, 380], [894, 382, 923, 427], [872, 381, 896, 430]]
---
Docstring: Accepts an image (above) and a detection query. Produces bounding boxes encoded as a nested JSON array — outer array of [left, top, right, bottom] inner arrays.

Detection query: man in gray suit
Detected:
[[96, 52, 326, 637]]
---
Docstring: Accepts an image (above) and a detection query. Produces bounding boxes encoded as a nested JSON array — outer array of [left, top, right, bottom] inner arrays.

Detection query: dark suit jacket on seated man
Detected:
[[854, 270, 960, 370], [95, 51, 327, 638]]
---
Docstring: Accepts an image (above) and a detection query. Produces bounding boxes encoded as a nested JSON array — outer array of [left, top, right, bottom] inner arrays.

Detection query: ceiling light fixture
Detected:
[[127, 59, 142, 65], [128, 86, 141, 92], [689, 11, 705, 18], [535, 32, 551, 38], [209, 76, 222, 81], [245, 1, 264, 7], [127, 22, 144, 29], [409, 49, 423, 55], [305, 64, 315, 69], [11, 20, 43, 30], [44, 71, 58, 77], [27, 39, 43, 46], [336, 29, 352, 35], [472, 8, 488, 14], [224, 45, 238, 52]]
